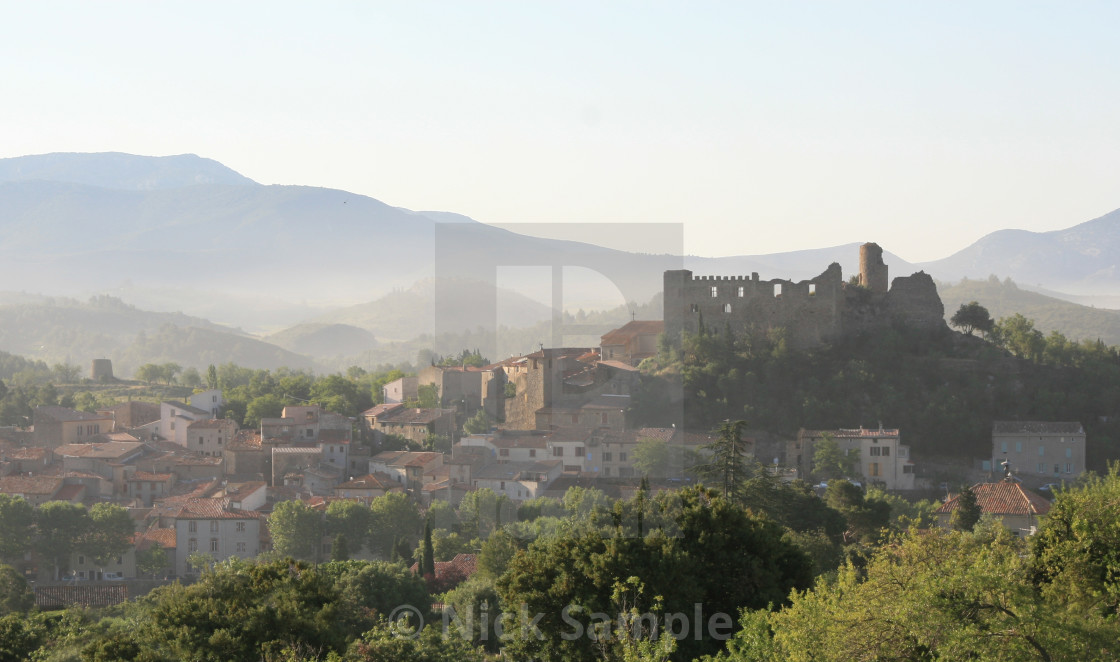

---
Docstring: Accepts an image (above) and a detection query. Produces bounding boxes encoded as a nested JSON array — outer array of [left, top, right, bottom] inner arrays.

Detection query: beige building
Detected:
[[600, 320, 664, 366], [186, 419, 238, 458], [170, 498, 262, 576], [991, 421, 1085, 482], [795, 427, 916, 490], [32, 406, 115, 448]]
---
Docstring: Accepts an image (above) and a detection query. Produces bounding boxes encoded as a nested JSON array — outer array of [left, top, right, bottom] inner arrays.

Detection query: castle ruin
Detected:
[[664, 243, 945, 349]]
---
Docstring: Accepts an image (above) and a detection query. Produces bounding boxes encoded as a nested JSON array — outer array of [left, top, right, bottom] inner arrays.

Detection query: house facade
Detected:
[[990, 421, 1085, 481], [795, 427, 916, 490]]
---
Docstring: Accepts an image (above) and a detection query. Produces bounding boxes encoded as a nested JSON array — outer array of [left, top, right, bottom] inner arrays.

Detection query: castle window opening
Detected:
[[690, 304, 698, 313], [774, 283, 782, 297], [711, 286, 718, 298], [809, 283, 816, 296], [723, 304, 731, 313], [737, 286, 744, 297]]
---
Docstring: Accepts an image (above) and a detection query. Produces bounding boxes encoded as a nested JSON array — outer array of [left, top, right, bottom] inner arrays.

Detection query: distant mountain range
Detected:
[[4, 151, 1120, 375]]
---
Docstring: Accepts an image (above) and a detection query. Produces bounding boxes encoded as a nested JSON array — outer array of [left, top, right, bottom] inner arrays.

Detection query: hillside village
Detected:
[[0, 244, 1092, 609]]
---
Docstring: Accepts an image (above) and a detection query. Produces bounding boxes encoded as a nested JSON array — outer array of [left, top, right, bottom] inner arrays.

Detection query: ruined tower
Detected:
[[859, 243, 888, 294], [90, 358, 114, 381]]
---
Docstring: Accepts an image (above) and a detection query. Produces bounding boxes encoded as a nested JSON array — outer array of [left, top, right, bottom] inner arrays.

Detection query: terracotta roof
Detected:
[[7, 446, 48, 460], [936, 481, 1052, 517], [55, 441, 145, 459], [35, 585, 128, 609], [398, 452, 443, 468], [336, 474, 396, 491], [992, 421, 1084, 435], [411, 553, 478, 581], [129, 472, 174, 482], [600, 320, 664, 345], [138, 527, 177, 550], [802, 427, 900, 439], [228, 430, 262, 451], [54, 484, 86, 501], [361, 403, 405, 418], [187, 419, 236, 430], [0, 475, 63, 495], [636, 428, 677, 442], [547, 427, 594, 443], [380, 408, 454, 425], [597, 360, 640, 372], [172, 498, 261, 520]]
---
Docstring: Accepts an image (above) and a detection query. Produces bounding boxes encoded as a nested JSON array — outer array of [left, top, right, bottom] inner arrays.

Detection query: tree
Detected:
[[950, 301, 994, 336], [326, 500, 372, 553], [327, 560, 430, 636], [347, 620, 485, 662], [180, 367, 203, 388], [693, 420, 753, 504], [0, 566, 32, 616], [82, 503, 135, 570], [51, 363, 81, 384], [416, 384, 439, 409], [369, 493, 422, 559], [331, 533, 351, 561], [35, 501, 91, 579], [420, 518, 436, 579], [462, 409, 491, 435], [457, 488, 514, 539], [0, 495, 33, 563], [715, 526, 1118, 661], [1031, 465, 1120, 616], [633, 439, 700, 480], [269, 500, 324, 561], [950, 484, 982, 532], [811, 434, 856, 481], [206, 364, 219, 389], [136, 544, 169, 578], [134, 363, 159, 384]]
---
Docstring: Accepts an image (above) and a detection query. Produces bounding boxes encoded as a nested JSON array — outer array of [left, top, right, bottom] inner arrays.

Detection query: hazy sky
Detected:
[[4, 1, 1119, 262]]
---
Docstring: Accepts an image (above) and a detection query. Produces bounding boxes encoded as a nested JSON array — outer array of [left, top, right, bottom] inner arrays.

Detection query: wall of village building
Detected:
[[382, 376, 419, 404], [190, 390, 224, 418], [794, 428, 915, 490], [32, 407, 115, 449], [67, 548, 136, 581], [160, 401, 210, 445], [990, 421, 1085, 481], [186, 419, 237, 458], [175, 516, 260, 576]]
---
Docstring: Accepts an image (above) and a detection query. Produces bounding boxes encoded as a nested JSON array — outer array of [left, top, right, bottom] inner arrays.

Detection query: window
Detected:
[[199, 436, 204, 444], [306, 429, 314, 438], [619, 452, 627, 462], [1015, 441, 1022, 452], [218, 437, 223, 445], [188, 521, 197, 533], [1039, 446, 1045, 456], [870, 447, 881, 457], [601, 412, 609, 425], [902, 465, 914, 474], [571, 414, 579, 424], [690, 303, 699, 313], [576, 446, 584, 457], [882, 447, 890, 456], [723, 303, 731, 313], [711, 286, 718, 297], [78, 555, 85, 565], [603, 452, 613, 462], [500, 481, 505, 490], [1037, 463, 1044, 473], [116, 556, 122, 565], [188, 538, 198, 553], [210, 521, 219, 533], [898, 448, 907, 458], [236, 542, 247, 553], [236, 522, 246, 532], [553, 447, 564, 457], [1000, 441, 1007, 453], [210, 538, 219, 553], [774, 283, 782, 297], [1066, 448, 1072, 458], [808, 283, 816, 296], [619, 467, 634, 477], [869, 462, 880, 477], [738, 286, 744, 297], [77, 425, 82, 436], [529, 449, 536, 458], [213, 395, 217, 402], [1065, 463, 1072, 473], [603, 467, 611, 476], [499, 448, 509, 457]]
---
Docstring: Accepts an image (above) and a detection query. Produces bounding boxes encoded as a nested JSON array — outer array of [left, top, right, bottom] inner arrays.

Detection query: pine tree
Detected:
[[422, 518, 436, 577]]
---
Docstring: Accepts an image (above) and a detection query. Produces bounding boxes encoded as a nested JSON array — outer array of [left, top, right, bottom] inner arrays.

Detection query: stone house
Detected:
[[990, 421, 1085, 482], [159, 401, 211, 445], [794, 427, 916, 490], [169, 498, 262, 576], [371, 407, 456, 446], [600, 320, 664, 366], [368, 450, 444, 490], [32, 406, 115, 448], [0, 475, 63, 505], [470, 460, 564, 501], [382, 376, 419, 404], [186, 419, 238, 458]]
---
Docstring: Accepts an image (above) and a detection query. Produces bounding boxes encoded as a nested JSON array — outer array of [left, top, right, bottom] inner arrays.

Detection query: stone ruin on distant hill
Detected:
[[664, 243, 945, 349]]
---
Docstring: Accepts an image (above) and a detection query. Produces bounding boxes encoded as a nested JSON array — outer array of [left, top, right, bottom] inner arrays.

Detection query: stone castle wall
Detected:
[[665, 243, 946, 349]]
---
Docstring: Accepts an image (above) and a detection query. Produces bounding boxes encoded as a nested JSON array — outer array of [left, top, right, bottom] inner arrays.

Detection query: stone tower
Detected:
[[90, 358, 114, 381], [859, 243, 888, 294]]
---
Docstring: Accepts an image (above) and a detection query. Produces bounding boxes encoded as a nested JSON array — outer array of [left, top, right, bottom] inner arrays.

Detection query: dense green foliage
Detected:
[[639, 319, 1120, 467]]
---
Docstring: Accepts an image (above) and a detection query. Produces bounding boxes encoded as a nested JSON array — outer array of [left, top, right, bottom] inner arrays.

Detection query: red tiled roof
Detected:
[[228, 430, 262, 451], [35, 406, 112, 423], [411, 553, 478, 580], [636, 428, 676, 442], [172, 498, 260, 520], [600, 320, 664, 345], [129, 472, 174, 482], [336, 474, 396, 491], [362, 403, 405, 418], [35, 585, 128, 609], [0, 475, 63, 495], [936, 481, 1052, 517], [138, 527, 177, 550]]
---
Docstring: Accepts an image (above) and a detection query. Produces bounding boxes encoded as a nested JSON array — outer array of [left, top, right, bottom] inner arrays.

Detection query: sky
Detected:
[[3, 1, 1120, 263]]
